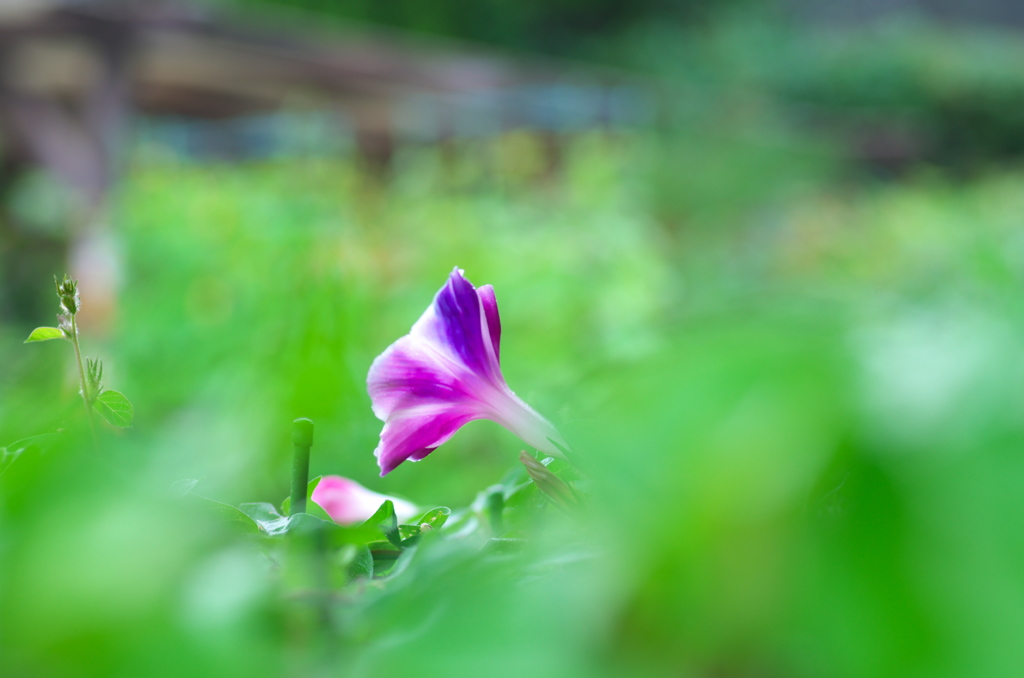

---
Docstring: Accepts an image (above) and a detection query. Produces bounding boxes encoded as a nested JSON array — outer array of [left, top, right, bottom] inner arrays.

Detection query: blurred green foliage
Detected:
[[625, 11, 1024, 170], [5, 8, 1024, 678], [231, 0, 721, 56], [224, 1, 1024, 170]]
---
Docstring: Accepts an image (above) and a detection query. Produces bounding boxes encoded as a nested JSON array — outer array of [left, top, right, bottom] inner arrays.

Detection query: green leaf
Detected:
[[504, 481, 540, 509], [380, 544, 419, 580], [3, 432, 61, 455], [485, 487, 505, 534], [285, 512, 335, 536], [187, 495, 261, 535], [397, 506, 453, 544], [482, 537, 527, 555], [93, 390, 134, 428], [367, 540, 402, 575], [398, 524, 422, 547], [414, 506, 452, 530], [24, 327, 65, 343], [169, 478, 200, 497], [363, 500, 401, 549], [0, 433, 61, 478], [299, 513, 385, 548], [238, 502, 291, 536], [399, 524, 421, 539], [0, 447, 14, 475], [237, 504, 380, 546], [503, 482, 545, 533], [339, 544, 374, 582], [435, 508, 478, 539]]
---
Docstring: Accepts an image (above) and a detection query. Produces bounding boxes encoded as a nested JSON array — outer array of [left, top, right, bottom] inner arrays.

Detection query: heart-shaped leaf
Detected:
[[24, 327, 65, 343], [93, 390, 134, 428]]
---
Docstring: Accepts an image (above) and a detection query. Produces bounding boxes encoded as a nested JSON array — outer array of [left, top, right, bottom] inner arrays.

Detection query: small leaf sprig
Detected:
[[25, 275, 134, 442]]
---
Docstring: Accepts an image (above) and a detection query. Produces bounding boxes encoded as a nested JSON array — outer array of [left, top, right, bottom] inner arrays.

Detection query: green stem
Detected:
[[290, 418, 314, 515], [70, 314, 98, 450]]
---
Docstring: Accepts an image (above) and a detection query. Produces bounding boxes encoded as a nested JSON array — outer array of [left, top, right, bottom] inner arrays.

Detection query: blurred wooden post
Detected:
[[0, 38, 62, 322], [0, 14, 134, 335], [69, 22, 135, 337], [352, 101, 395, 181]]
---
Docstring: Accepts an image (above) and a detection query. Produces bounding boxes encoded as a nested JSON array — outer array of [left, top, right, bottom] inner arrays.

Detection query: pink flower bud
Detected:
[[311, 475, 418, 525]]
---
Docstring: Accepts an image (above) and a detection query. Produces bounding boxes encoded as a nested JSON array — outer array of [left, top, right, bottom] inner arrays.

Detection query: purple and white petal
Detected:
[[406, 268, 501, 382], [368, 268, 567, 475], [477, 283, 501, 361], [367, 338, 477, 421], [374, 405, 482, 476]]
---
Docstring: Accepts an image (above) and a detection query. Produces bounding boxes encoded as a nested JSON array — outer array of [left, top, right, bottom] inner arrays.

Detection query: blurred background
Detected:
[[4, 0, 1024, 676]]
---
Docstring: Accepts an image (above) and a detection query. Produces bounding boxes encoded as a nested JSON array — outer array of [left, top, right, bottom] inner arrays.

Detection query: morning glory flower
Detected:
[[311, 475, 418, 524], [368, 268, 567, 475]]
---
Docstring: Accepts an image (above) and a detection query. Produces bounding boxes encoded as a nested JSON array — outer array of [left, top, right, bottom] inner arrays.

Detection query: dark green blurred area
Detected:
[[5, 4, 1024, 678], [235, 0, 713, 56]]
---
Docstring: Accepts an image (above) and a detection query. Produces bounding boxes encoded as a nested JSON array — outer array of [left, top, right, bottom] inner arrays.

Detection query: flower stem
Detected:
[[70, 314, 99, 450], [290, 418, 314, 515]]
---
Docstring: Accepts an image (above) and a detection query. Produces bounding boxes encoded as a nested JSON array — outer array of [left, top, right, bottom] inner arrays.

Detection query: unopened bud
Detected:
[[85, 358, 104, 402], [54, 274, 80, 315], [519, 451, 579, 513]]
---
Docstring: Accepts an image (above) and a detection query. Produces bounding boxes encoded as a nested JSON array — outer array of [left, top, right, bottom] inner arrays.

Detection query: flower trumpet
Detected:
[[368, 268, 566, 475]]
